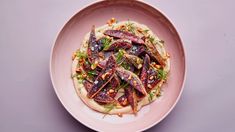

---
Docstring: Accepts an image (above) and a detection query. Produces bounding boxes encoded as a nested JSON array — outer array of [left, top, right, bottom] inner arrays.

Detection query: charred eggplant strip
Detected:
[[140, 54, 150, 89], [124, 53, 143, 69], [125, 86, 138, 114], [94, 90, 115, 104], [87, 26, 99, 66], [94, 75, 119, 104], [87, 55, 117, 98], [128, 45, 146, 56], [116, 67, 147, 96], [118, 95, 129, 107], [145, 43, 166, 66], [107, 74, 120, 98], [104, 30, 145, 44], [83, 80, 93, 92], [104, 39, 132, 51], [147, 67, 160, 92]]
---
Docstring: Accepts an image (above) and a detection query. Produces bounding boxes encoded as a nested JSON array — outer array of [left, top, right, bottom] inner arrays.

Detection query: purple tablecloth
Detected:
[[1, 0, 234, 131]]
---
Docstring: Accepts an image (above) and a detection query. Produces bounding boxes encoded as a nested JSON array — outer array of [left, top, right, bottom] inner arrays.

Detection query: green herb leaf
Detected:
[[149, 36, 155, 44], [87, 70, 97, 77], [71, 73, 78, 78], [103, 103, 116, 118], [76, 50, 87, 59], [101, 37, 112, 50], [148, 92, 155, 102], [143, 29, 149, 33], [121, 61, 131, 70], [157, 69, 167, 80], [116, 49, 125, 64], [117, 83, 129, 90], [126, 21, 135, 34]]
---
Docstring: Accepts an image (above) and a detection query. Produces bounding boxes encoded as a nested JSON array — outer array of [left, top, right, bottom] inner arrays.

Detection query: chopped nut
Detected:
[[108, 89, 115, 94], [82, 73, 87, 78], [148, 84, 152, 88], [128, 75, 132, 80], [111, 17, 116, 23], [117, 113, 123, 117], [91, 61, 98, 70], [75, 67, 82, 73], [72, 52, 76, 60], [149, 76, 154, 80], [155, 64, 161, 69], [133, 80, 137, 86], [122, 98, 128, 106], [166, 52, 170, 58], [101, 72, 110, 80], [107, 18, 116, 26], [137, 64, 142, 69]]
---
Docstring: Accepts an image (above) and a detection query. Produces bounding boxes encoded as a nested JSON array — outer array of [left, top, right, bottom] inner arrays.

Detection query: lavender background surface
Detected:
[[1, 0, 235, 132]]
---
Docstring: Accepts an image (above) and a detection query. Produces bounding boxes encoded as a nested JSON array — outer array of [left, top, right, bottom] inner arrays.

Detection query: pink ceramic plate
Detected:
[[50, 0, 186, 131]]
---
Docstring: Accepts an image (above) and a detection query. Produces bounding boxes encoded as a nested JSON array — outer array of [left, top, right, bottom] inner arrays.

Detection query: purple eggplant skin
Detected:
[[83, 80, 93, 92], [93, 74, 120, 104], [124, 53, 143, 69], [87, 55, 117, 98], [94, 89, 115, 104], [140, 54, 150, 89], [96, 38, 104, 52], [146, 67, 160, 92], [104, 39, 132, 51], [125, 86, 138, 114], [87, 25, 99, 64], [128, 45, 146, 56], [116, 67, 147, 96], [104, 30, 145, 44], [118, 95, 129, 107], [145, 43, 166, 66]]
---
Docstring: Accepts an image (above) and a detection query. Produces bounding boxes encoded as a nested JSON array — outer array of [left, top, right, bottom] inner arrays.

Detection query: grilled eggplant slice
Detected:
[[124, 53, 143, 69], [104, 39, 132, 51], [125, 86, 138, 114], [116, 67, 147, 96], [87, 26, 99, 67], [147, 67, 161, 92], [128, 45, 146, 56], [87, 55, 117, 98], [140, 54, 150, 89], [145, 43, 166, 66], [104, 30, 145, 44]]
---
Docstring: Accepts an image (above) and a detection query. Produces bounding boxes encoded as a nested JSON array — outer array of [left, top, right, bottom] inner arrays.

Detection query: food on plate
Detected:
[[71, 18, 170, 116]]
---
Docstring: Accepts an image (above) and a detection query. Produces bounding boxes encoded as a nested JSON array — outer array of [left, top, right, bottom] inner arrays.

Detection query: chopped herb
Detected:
[[117, 83, 129, 90], [149, 36, 155, 44], [91, 62, 98, 70], [87, 70, 97, 76], [156, 88, 162, 98], [126, 21, 135, 34], [143, 29, 149, 33], [148, 92, 155, 102], [121, 61, 131, 70], [101, 37, 112, 50], [78, 79, 83, 84], [103, 103, 116, 118], [76, 50, 87, 59], [157, 69, 167, 80], [71, 73, 78, 78], [116, 49, 125, 64]]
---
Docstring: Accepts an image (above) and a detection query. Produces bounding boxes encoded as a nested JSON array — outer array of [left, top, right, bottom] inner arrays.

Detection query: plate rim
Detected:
[[49, 0, 187, 131]]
